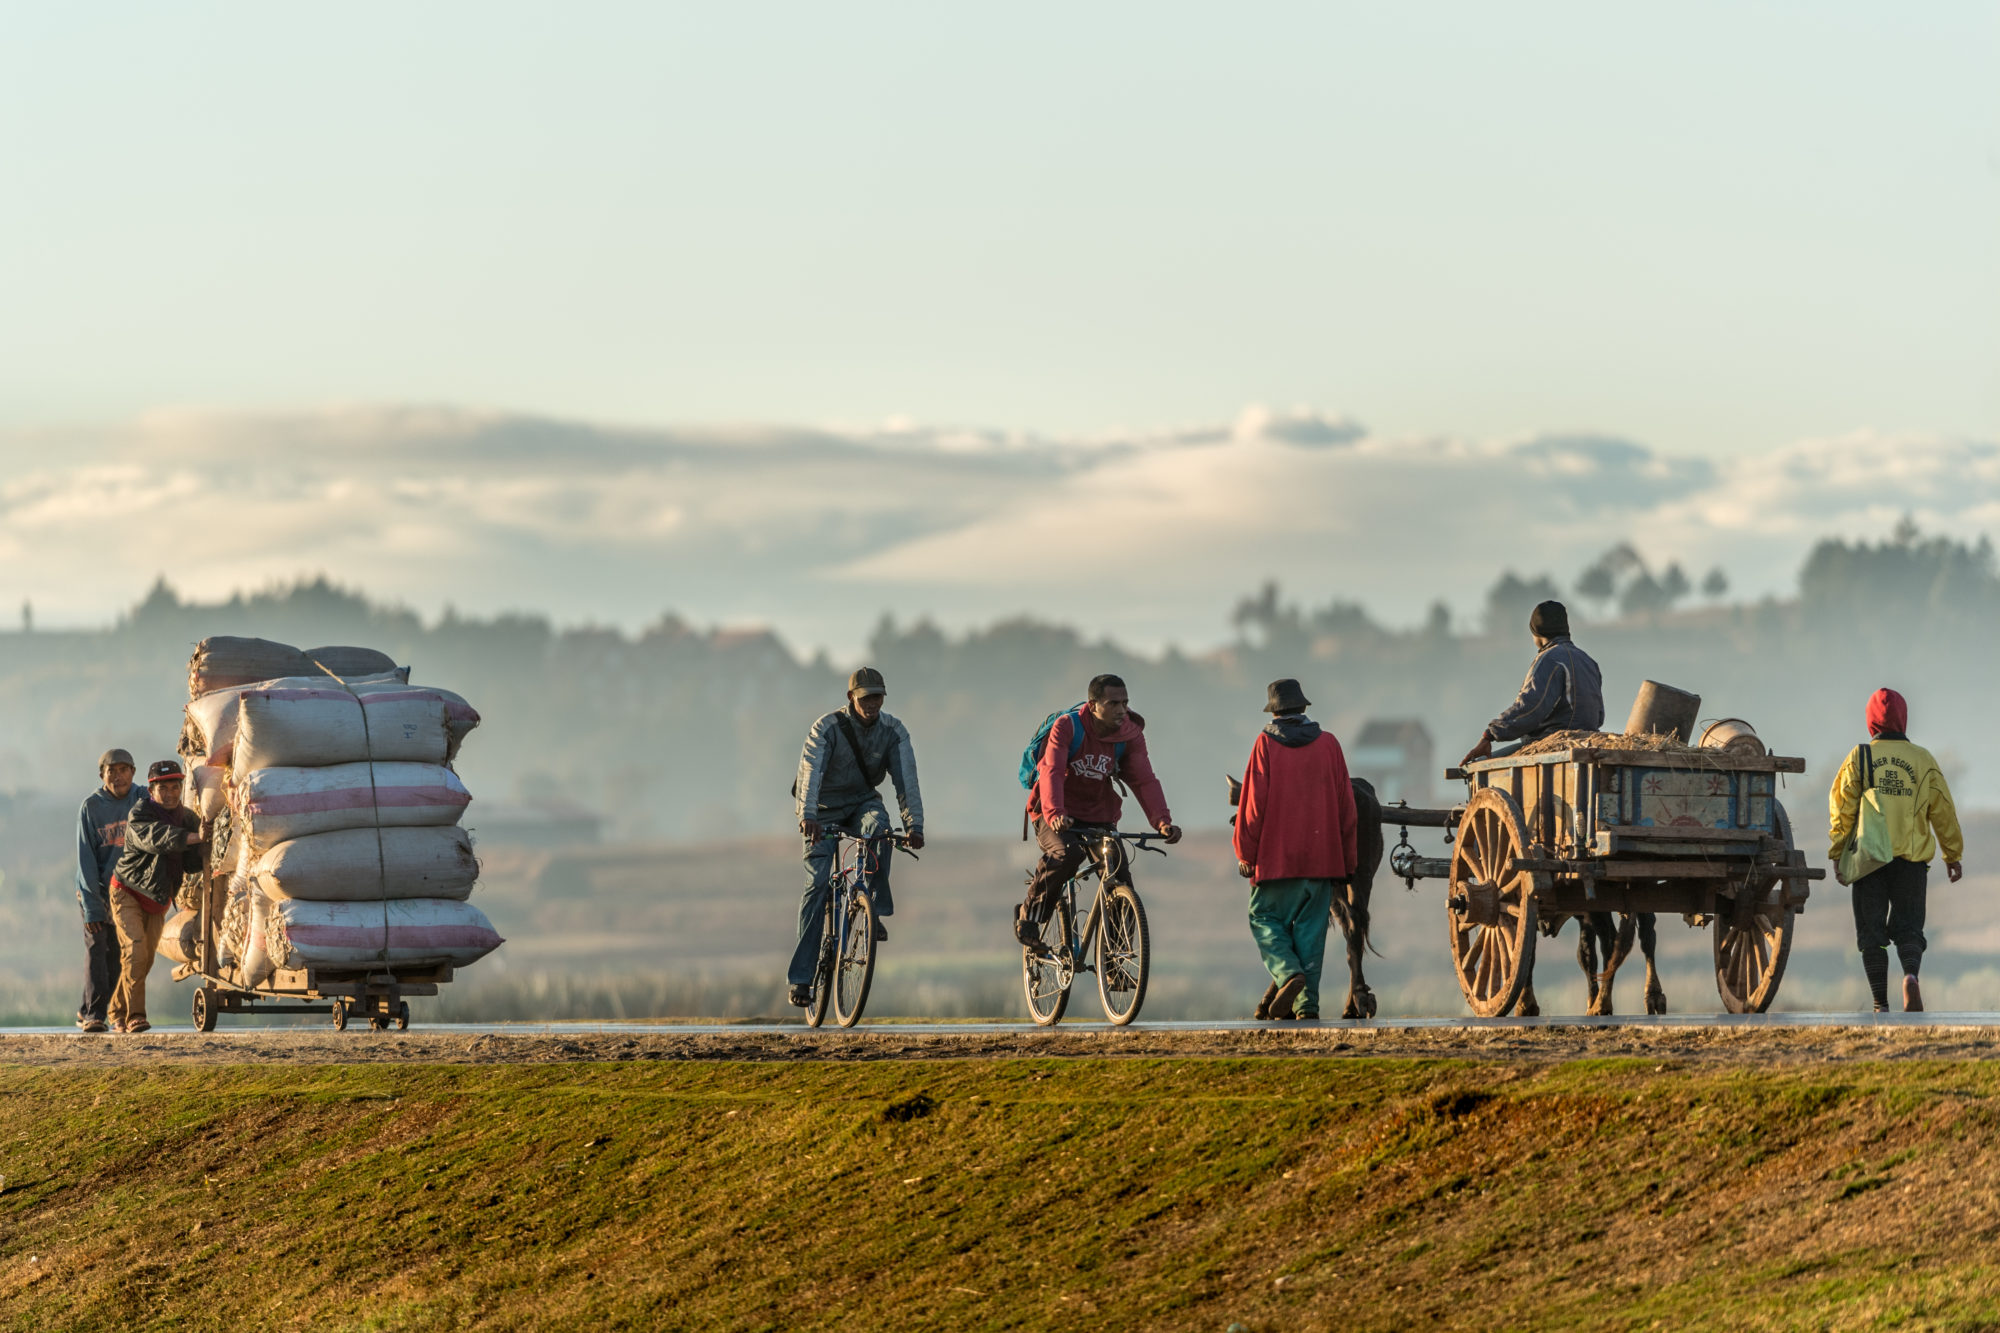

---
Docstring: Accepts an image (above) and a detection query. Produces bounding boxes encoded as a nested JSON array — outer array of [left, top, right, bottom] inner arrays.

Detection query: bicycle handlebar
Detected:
[[813, 828, 921, 859], [1092, 830, 1173, 856]]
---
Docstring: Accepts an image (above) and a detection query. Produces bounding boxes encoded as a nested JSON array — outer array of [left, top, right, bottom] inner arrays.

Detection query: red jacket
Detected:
[[1029, 710, 1172, 830], [1233, 727, 1358, 882]]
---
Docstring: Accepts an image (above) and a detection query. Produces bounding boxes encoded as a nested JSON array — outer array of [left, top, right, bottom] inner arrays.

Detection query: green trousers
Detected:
[[1248, 877, 1334, 1016]]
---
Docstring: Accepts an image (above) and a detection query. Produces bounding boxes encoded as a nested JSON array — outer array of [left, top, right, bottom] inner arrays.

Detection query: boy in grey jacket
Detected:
[[787, 667, 924, 1006], [74, 748, 142, 1032]]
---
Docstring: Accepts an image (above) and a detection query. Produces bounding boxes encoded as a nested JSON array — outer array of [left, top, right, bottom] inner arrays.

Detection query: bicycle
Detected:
[[1020, 830, 1165, 1026], [804, 828, 917, 1029]]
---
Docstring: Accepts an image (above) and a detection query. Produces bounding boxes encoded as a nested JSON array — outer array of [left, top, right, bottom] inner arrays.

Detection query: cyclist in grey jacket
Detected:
[[787, 667, 925, 1005], [1461, 600, 1605, 766]]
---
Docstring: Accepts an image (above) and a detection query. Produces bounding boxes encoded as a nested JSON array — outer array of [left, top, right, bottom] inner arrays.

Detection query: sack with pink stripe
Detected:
[[233, 761, 471, 851], [263, 897, 504, 969]]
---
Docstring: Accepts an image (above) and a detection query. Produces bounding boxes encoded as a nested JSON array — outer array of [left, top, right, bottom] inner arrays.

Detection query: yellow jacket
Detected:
[[1826, 738, 1964, 865]]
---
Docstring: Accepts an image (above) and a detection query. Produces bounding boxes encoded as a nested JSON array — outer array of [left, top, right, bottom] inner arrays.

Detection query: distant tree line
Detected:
[[0, 519, 1992, 848]]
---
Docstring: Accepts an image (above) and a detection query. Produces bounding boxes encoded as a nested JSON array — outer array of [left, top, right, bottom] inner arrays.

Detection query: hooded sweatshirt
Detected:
[[1233, 715, 1360, 883], [1030, 709, 1171, 830], [75, 784, 144, 925]]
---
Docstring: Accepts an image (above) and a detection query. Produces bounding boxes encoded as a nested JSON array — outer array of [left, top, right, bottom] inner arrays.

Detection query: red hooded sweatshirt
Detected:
[[1233, 721, 1359, 883], [1029, 709, 1172, 830]]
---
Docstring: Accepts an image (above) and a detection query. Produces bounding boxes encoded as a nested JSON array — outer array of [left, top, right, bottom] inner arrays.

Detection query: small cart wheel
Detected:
[[331, 999, 349, 1031], [1447, 788, 1545, 1018], [369, 1014, 390, 1031], [396, 1001, 410, 1031], [192, 986, 218, 1033]]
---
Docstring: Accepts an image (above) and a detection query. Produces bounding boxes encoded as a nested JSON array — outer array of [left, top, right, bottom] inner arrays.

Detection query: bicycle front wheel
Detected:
[[1022, 895, 1074, 1027], [1096, 883, 1150, 1025], [805, 899, 836, 1029], [833, 890, 877, 1028]]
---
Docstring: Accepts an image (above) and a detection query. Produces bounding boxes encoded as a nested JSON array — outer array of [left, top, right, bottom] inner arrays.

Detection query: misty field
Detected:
[[5, 819, 2000, 1027]]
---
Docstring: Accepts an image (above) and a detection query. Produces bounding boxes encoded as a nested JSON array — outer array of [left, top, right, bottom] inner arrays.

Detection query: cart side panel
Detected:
[[1480, 759, 1586, 854], [1615, 764, 1776, 832]]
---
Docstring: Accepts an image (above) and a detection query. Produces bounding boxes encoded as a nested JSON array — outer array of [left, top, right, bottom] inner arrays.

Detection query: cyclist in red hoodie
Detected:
[[1015, 674, 1181, 948]]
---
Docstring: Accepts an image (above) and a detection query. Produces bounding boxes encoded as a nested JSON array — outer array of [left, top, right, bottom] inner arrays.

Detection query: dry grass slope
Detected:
[[0, 1054, 1999, 1330]]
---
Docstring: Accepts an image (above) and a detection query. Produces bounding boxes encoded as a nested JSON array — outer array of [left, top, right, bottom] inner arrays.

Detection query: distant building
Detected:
[[1348, 719, 1434, 806], [468, 800, 604, 850]]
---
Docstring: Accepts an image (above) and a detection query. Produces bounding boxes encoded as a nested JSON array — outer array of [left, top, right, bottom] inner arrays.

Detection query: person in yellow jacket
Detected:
[[1828, 687, 1964, 1013]]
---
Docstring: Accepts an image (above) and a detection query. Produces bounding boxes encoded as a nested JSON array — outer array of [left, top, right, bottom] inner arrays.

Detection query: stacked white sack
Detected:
[[234, 761, 471, 852], [232, 688, 450, 770], [185, 674, 477, 767], [262, 899, 503, 970], [255, 828, 478, 901]]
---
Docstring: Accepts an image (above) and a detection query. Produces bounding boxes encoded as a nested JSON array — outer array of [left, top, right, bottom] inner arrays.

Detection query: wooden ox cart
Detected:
[[1383, 742, 1823, 1016]]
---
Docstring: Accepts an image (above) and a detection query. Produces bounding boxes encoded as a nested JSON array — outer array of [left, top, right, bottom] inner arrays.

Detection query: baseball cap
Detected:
[[147, 759, 186, 784], [847, 666, 887, 697]]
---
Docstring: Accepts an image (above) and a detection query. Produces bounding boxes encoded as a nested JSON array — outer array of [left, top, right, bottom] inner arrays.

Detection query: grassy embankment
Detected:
[[2, 1057, 1999, 1330]]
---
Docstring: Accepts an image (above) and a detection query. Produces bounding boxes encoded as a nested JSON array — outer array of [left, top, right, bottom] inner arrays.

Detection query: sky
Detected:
[[0, 3, 1995, 652]]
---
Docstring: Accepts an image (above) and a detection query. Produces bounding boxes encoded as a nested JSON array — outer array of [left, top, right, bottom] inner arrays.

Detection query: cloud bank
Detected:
[[0, 406, 1992, 656]]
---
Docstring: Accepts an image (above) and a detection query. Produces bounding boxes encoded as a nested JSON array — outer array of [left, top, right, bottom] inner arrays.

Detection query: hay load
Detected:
[[1514, 729, 1700, 758]]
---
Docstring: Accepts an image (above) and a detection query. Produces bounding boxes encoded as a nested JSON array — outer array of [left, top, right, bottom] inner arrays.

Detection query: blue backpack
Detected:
[[1018, 703, 1125, 789]]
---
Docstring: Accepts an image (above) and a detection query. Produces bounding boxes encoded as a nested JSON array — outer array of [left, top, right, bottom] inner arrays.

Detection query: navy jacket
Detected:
[[75, 785, 144, 925], [1487, 636, 1605, 743]]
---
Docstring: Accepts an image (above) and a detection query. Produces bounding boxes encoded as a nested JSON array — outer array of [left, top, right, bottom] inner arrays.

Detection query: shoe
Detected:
[[77, 1018, 108, 1033], [1295, 1011, 1320, 1021], [109, 1020, 127, 1034], [873, 920, 888, 943], [125, 1019, 151, 1034], [1268, 975, 1306, 1021], [1904, 975, 1924, 1013], [1254, 983, 1278, 1021], [788, 984, 812, 1008], [1013, 907, 1044, 950]]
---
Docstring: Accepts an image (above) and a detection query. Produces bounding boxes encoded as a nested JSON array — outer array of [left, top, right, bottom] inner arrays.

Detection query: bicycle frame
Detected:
[[814, 827, 915, 972], [1049, 831, 1166, 972]]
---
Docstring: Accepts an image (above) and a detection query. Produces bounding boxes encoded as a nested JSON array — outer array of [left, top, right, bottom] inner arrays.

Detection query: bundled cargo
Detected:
[[234, 761, 471, 851], [176, 638, 501, 1032], [255, 827, 478, 902]]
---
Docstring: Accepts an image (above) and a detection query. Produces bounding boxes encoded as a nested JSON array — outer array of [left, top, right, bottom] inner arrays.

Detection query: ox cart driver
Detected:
[[1460, 600, 1605, 768]]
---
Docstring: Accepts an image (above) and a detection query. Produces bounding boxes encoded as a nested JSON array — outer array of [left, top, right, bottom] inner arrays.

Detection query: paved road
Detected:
[[10, 1013, 2000, 1036]]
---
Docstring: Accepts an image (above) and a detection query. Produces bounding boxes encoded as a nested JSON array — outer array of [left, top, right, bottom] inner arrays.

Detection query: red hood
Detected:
[[1867, 688, 1907, 737]]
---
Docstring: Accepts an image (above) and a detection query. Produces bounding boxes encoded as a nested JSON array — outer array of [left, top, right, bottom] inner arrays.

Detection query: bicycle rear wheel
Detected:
[[805, 898, 836, 1029], [833, 890, 877, 1028], [1022, 895, 1074, 1026], [1096, 883, 1150, 1025]]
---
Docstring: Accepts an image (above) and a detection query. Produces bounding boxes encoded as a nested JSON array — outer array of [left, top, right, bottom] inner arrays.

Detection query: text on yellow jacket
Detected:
[[1826, 738, 1964, 866]]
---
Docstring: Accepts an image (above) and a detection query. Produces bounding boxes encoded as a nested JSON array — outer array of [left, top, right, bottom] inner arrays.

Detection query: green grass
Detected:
[[3, 1058, 2000, 1330]]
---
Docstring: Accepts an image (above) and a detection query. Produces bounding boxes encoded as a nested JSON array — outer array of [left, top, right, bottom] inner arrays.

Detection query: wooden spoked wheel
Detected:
[[1714, 800, 1797, 1014], [1447, 788, 1544, 1017]]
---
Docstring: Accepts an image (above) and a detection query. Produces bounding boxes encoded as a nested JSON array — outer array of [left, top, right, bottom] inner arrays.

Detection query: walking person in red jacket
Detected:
[[1234, 679, 1359, 1021], [1015, 674, 1181, 948]]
